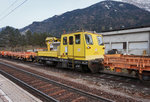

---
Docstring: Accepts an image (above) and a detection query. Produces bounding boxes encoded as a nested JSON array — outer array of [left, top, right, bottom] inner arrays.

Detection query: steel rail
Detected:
[[0, 69, 59, 102], [0, 62, 113, 102]]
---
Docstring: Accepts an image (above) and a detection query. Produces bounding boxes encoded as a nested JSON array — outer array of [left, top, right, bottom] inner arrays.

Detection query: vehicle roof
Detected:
[[62, 31, 102, 36]]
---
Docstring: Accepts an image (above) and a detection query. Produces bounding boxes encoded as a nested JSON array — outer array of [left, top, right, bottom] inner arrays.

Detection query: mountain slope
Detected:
[[21, 0, 150, 36], [122, 0, 150, 12]]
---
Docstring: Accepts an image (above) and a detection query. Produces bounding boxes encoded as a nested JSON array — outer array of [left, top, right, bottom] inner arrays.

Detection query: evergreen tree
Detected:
[[0, 26, 53, 50]]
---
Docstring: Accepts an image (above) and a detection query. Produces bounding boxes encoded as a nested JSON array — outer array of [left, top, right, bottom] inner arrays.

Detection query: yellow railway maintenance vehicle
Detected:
[[37, 31, 105, 73]]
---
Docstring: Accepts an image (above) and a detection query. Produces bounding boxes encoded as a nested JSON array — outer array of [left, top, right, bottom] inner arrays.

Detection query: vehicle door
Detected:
[[74, 34, 85, 59], [67, 36, 74, 59]]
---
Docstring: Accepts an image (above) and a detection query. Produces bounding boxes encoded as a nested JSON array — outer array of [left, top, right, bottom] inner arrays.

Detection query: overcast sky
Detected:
[[0, 0, 121, 29]]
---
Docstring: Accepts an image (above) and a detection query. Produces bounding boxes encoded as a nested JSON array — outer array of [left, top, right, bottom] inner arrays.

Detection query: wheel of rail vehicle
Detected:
[[140, 71, 150, 81], [41, 60, 46, 64], [88, 58, 104, 73], [137, 72, 150, 81], [29, 56, 34, 62], [81, 65, 90, 72]]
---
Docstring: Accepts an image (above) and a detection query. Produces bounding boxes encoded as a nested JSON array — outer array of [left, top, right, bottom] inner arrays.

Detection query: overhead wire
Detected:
[[0, 0, 28, 21], [0, 0, 18, 17]]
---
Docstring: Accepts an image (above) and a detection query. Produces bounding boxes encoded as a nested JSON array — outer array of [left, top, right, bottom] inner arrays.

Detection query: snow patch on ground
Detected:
[[105, 4, 110, 9]]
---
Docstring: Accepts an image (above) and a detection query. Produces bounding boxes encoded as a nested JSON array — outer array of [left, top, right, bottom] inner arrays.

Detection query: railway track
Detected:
[[2, 57, 150, 88], [97, 72, 147, 85], [79, 71, 150, 91], [2, 57, 150, 85], [0, 62, 113, 102], [1, 57, 150, 87]]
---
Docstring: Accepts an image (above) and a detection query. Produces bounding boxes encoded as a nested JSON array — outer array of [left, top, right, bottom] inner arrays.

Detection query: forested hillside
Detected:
[[0, 26, 52, 50]]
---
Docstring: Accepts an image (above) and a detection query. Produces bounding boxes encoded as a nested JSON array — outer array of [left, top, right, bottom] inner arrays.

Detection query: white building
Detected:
[[101, 27, 150, 55]]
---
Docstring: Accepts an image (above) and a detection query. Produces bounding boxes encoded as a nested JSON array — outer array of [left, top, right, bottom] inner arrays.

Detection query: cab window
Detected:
[[69, 36, 73, 45], [85, 34, 93, 45], [75, 34, 80, 44], [63, 37, 67, 45], [97, 36, 103, 45]]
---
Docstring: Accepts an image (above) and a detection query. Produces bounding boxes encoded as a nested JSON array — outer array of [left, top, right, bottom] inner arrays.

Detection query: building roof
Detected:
[[101, 27, 150, 36]]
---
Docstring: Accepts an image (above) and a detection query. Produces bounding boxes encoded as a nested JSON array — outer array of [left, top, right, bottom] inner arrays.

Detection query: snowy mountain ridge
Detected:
[[121, 0, 150, 12]]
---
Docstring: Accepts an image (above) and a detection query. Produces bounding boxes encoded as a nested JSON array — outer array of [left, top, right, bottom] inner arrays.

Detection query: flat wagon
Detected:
[[104, 54, 150, 80]]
